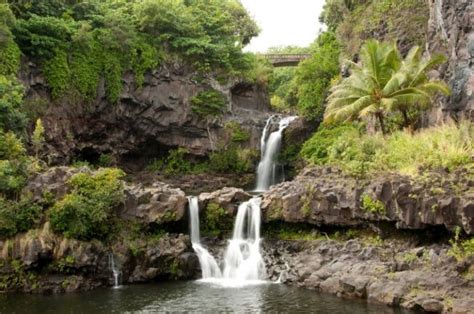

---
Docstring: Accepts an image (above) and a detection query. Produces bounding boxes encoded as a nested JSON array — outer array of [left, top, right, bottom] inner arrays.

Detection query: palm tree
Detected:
[[324, 40, 450, 133]]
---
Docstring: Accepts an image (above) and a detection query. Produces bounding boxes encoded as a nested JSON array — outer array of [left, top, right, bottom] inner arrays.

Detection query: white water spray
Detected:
[[108, 253, 121, 288], [188, 196, 222, 279], [222, 197, 266, 282], [188, 197, 266, 286], [255, 116, 297, 192]]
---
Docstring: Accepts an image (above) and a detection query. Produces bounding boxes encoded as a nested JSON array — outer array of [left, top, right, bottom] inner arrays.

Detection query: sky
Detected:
[[240, 0, 326, 53]]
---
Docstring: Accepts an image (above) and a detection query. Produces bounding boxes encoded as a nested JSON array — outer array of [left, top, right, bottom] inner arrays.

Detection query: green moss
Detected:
[[361, 194, 386, 215]]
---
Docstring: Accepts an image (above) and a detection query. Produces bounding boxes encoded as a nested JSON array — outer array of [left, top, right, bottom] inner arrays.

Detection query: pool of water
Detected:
[[0, 281, 412, 313]]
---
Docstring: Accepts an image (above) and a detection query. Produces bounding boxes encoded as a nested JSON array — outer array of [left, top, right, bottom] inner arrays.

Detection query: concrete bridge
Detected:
[[262, 54, 311, 67]]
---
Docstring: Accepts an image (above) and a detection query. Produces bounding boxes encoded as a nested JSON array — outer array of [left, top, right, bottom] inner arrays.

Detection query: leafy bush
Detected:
[[49, 168, 125, 240], [0, 196, 42, 238], [0, 131, 31, 198], [300, 124, 360, 165], [13, 15, 77, 59], [190, 90, 226, 117], [202, 202, 232, 236], [0, 36, 21, 76], [0, 76, 27, 135], [162, 148, 192, 176], [208, 146, 256, 174]]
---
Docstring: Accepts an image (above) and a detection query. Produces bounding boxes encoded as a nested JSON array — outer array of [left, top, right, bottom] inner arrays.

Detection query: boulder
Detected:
[[121, 182, 187, 224], [198, 187, 251, 215]]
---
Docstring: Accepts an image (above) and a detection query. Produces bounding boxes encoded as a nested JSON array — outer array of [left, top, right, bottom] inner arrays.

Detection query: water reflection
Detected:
[[0, 281, 412, 314]]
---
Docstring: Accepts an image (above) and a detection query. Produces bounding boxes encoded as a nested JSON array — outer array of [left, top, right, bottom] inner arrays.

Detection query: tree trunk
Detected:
[[377, 113, 386, 135], [401, 110, 410, 128]]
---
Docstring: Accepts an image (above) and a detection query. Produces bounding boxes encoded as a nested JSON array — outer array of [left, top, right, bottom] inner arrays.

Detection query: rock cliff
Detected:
[[426, 0, 472, 123], [20, 63, 271, 165]]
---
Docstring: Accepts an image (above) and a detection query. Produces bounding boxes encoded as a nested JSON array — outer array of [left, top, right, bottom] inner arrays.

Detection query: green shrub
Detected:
[[361, 194, 386, 214], [163, 148, 192, 176], [49, 168, 125, 240], [225, 121, 250, 143], [203, 202, 232, 236], [300, 124, 360, 165], [0, 196, 42, 238], [0, 76, 28, 135], [0, 131, 31, 198], [190, 90, 226, 117], [208, 146, 256, 174], [293, 32, 341, 121]]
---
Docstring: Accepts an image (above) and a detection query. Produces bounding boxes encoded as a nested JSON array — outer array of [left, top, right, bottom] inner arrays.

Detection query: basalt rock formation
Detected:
[[261, 167, 474, 235], [20, 62, 271, 165]]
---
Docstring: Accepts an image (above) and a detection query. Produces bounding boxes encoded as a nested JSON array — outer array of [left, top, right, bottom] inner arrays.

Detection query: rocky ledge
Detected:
[[263, 237, 473, 314], [261, 167, 474, 235], [0, 223, 198, 293]]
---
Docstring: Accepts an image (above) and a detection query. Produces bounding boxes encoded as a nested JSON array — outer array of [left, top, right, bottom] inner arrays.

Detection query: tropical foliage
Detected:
[[268, 32, 341, 121], [324, 40, 450, 133], [301, 122, 472, 177], [5, 0, 259, 103]]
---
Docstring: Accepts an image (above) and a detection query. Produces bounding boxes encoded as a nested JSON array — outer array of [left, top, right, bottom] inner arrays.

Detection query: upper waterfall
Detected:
[[255, 116, 297, 192]]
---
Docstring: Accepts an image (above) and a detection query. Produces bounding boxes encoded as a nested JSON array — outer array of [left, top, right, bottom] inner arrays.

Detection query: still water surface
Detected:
[[0, 281, 413, 313]]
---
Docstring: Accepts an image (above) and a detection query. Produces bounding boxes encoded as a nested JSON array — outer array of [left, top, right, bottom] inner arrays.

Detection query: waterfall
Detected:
[[255, 116, 297, 192], [188, 197, 266, 286], [188, 196, 222, 279], [108, 253, 121, 288], [222, 197, 265, 281]]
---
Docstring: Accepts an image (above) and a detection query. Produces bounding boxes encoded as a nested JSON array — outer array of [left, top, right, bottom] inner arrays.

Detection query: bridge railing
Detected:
[[261, 53, 311, 60]]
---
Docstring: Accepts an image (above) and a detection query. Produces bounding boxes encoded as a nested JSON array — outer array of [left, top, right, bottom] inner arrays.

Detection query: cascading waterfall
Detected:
[[108, 253, 121, 288], [188, 115, 296, 286], [255, 116, 297, 192], [188, 197, 265, 286], [188, 196, 222, 279]]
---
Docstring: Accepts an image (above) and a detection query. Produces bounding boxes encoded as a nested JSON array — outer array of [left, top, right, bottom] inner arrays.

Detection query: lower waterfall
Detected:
[[188, 196, 266, 286], [188, 196, 222, 279]]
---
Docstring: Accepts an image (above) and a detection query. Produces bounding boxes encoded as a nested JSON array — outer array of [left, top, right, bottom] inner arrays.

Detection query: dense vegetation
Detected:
[[1, 0, 260, 104], [49, 168, 124, 240], [268, 32, 341, 122], [301, 122, 472, 178]]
